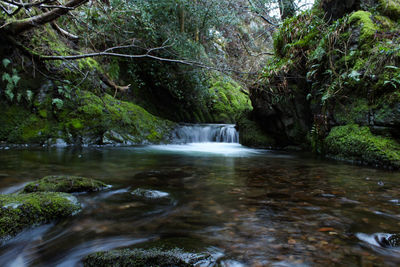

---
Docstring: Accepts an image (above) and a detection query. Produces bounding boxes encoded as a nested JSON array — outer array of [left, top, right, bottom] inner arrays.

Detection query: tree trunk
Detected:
[[279, 0, 295, 20], [194, 0, 199, 42], [178, 3, 185, 33], [0, 0, 88, 35]]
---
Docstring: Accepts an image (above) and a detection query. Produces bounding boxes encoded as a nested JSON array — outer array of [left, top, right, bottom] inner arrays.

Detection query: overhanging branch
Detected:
[[0, 0, 88, 35], [37, 45, 255, 74]]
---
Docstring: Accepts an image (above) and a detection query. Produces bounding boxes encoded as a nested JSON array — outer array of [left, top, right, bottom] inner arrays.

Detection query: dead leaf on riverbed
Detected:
[[318, 227, 335, 232]]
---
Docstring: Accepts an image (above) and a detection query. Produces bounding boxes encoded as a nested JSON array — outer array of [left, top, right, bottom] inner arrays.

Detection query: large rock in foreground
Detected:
[[23, 175, 107, 193], [83, 248, 193, 267], [0, 192, 80, 240]]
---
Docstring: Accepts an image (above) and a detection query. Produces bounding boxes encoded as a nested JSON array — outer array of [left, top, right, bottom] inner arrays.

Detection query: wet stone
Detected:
[[0, 192, 81, 240], [23, 175, 108, 193], [131, 188, 170, 200], [375, 234, 400, 248]]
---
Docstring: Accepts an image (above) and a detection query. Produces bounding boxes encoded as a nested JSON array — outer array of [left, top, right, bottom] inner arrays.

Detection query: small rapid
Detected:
[[171, 124, 239, 143]]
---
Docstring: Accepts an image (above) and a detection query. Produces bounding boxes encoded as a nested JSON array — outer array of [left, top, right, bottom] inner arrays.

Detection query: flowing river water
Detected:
[[1, 124, 400, 266]]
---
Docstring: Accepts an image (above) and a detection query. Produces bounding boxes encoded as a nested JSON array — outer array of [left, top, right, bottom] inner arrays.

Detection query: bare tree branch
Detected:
[[51, 22, 79, 40], [248, 0, 280, 27], [0, 3, 21, 16], [28, 44, 255, 74], [0, 0, 88, 35], [40, 4, 74, 10], [0, 0, 54, 9]]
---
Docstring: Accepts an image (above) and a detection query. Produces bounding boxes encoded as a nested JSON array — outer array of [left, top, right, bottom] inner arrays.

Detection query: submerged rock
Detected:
[[0, 192, 80, 240], [22, 175, 108, 193], [131, 188, 169, 200], [83, 248, 193, 267]]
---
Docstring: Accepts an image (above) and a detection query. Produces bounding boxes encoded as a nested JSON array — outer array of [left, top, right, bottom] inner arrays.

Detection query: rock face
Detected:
[[23, 175, 108, 193], [0, 91, 175, 146], [236, 110, 277, 148], [249, 1, 400, 168], [83, 249, 193, 267], [0, 192, 80, 240]]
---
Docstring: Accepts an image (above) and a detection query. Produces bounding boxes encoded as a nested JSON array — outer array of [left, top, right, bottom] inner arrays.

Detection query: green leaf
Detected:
[[321, 91, 331, 103], [26, 90, 33, 102], [385, 65, 399, 70], [6, 83, 13, 91], [2, 58, 11, 68], [348, 70, 361, 82], [2, 73, 11, 82], [11, 75, 20, 85], [5, 89, 14, 101], [52, 98, 64, 109]]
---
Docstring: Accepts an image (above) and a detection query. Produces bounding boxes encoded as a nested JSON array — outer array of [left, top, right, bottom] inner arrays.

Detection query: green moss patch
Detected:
[[207, 75, 251, 123], [83, 248, 192, 267], [23, 175, 107, 193], [0, 192, 80, 240], [63, 91, 174, 144], [379, 0, 400, 20], [0, 90, 175, 145], [0, 104, 57, 144], [324, 124, 400, 169], [349, 11, 378, 44]]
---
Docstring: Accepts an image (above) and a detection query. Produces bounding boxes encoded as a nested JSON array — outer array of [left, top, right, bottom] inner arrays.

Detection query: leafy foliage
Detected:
[[1, 58, 22, 102]]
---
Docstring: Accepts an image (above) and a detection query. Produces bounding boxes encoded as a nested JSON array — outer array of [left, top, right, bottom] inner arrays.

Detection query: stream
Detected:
[[1, 124, 400, 266]]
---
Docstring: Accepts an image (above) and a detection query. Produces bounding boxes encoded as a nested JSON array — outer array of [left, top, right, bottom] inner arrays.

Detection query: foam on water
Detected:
[[147, 142, 262, 157]]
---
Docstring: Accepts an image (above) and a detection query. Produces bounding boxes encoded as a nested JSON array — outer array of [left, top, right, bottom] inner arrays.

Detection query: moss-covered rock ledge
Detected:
[[0, 192, 80, 240], [23, 175, 108, 193], [325, 124, 400, 169], [0, 90, 175, 146], [247, 0, 400, 169], [83, 248, 193, 267]]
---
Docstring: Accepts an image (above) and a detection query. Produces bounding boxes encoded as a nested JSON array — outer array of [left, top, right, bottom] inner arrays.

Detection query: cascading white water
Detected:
[[172, 124, 239, 143]]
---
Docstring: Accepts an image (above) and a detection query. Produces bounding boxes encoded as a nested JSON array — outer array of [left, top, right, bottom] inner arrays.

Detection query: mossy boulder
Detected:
[[0, 104, 59, 144], [0, 192, 80, 240], [83, 248, 193, 267], [324, 124, 400, 169], [23, 175, 107, 193], [0, 90, 175, 145], [207, 75, 251, 123], [62, 91, 175, 145]]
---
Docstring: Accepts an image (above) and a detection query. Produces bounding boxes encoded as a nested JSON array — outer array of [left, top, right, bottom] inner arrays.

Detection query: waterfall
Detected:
[[172, 124, 239, 143]]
